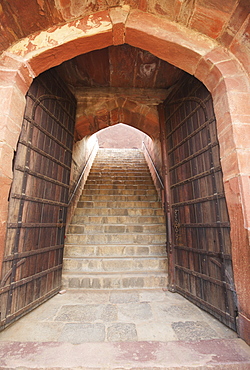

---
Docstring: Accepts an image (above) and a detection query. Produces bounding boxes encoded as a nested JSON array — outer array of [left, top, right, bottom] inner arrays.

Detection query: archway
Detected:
[[0, 9, 249, 343], [96, 123, 147, 149]]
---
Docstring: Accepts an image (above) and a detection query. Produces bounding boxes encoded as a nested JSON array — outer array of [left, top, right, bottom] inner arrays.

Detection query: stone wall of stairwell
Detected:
[[143, 136, 164, 204], [66, 134, 99, 230]]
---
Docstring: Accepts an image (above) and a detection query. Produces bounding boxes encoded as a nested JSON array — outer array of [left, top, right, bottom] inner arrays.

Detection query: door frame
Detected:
[[0, 10, 249, 343]]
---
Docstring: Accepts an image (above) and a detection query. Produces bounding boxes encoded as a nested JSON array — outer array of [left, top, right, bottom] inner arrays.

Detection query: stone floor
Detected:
[[0, 289, 250, 369]]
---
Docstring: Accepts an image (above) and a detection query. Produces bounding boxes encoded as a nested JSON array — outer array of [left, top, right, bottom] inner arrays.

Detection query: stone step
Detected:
[[90, 165, 149, 170], [84, 183, 156, 190], [88, 172, 151, 182], [96, 151, 144, 157], [63, 256, 168, 272], [71, 215, 165, 224], [77, 200, 162, 209], [65, 233, 166, 245], [67, 224, 166, 234], [64, 244, 167, 257], [74, 207, 165, 216], [63, 148, 167, 293], [90, 171, 150, 177], [86, 179, 154, 185], [79, 194, 158, 201], [94, 158, 146, 163], [90, 167, 149, 172], [91, 168, 149, 173], [86, 179, 154, 186], [94, 160, 146, 163], [82, 188, 157, 196], [62, 271, 168, 289]]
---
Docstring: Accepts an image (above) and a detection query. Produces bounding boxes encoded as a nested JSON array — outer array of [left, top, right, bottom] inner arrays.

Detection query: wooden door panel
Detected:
[[165, 77, 237, 330], [0, 70, 76, 329]]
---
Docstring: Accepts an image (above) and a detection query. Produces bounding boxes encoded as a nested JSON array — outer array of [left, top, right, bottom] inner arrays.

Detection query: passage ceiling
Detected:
[[54, 44, 186, 139], [55, 44, 184, 90]]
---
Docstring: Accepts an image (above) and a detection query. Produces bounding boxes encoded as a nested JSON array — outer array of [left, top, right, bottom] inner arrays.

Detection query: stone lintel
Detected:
[[75, 87, 171, 105]]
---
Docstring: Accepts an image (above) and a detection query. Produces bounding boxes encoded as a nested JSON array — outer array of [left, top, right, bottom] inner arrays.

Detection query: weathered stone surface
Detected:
[[109, 6, 129, 45], [59, 323, 105, 343], [107, 323, 137, 341], [118, 302, 152, 321], [110, 291, 139, 304], [171, 321, 219, 341], [125, 10, 215, 75], [55, 304, 117, 322]]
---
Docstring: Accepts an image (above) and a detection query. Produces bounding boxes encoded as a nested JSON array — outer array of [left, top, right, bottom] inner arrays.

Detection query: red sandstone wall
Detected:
[[143, 136, 163, 202], [66, 135, 99, 228]]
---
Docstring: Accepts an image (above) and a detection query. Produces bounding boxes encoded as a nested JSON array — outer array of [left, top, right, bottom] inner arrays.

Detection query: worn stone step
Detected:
[[82, 188, 157, 196], [88, 176, 152, 182], [62, 271, 168, 289], [64, 244, 167, 257], [90, 165, 149, 170], [86, 179, 154, 185], [71, 215, 165, 224], [84, 183, 156, 190], [68, 224, 166, 235], [89, 169, 151, 179], [90, 169, 150, 174], [93, 162, 147, 166], [90, 168, 149, 173], [96, 150, 144, 156], [74, 207, 165, 217], [63, 256, 168, 272], [79, 194, 158, 201], [65, 233, 166, 245], [63, 148, 167, 293], [92, 158, 147, 162], [77, 200, 162, 209]]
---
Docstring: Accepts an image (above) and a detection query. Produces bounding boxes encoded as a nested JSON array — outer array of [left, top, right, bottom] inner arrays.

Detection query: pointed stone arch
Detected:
[[0, 8, 249, 343], [75, 96, 160, 140]]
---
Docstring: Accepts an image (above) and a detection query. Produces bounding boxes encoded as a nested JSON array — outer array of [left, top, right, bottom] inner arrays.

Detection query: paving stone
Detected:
[[1, 289, 248, 368], [109, 291, 139, 304], [107, 323, 137, 341], [76, 291, 110, 304], [164, 290, 188, 302], [152, 302, 205, 322], [0, 321, 63, 342], [139, 289, 166, 302], [55, 304, 117, 322], [59, 323, 105, 343], [136, 321, 178, 341], [118, 302, 153, 321], [171, 321, 219, 341]]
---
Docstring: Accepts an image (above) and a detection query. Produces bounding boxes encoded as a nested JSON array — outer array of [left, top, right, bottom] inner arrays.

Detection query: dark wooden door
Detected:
[[0, 70, 76, 329], [164, 77, 238, 330]]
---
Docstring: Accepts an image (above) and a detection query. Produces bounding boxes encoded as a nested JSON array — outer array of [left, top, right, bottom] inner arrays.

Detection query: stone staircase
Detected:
[[62, 148, 168, 290]]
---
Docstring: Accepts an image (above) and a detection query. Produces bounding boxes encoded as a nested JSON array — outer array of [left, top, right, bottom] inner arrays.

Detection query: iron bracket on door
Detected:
[[174, 208, 181, 242]]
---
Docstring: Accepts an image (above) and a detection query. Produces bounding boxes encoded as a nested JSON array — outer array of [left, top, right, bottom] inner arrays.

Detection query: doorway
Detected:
[[0, 49, 238, 335]]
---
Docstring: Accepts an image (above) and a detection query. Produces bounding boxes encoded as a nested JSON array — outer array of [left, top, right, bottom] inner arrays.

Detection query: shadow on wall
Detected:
[[96, 123, 148, 149]]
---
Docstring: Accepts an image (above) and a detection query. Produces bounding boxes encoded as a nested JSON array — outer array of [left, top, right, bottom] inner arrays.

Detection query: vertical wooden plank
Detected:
[[164, 76, 237, 330], [0, 70, 76, 329]]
